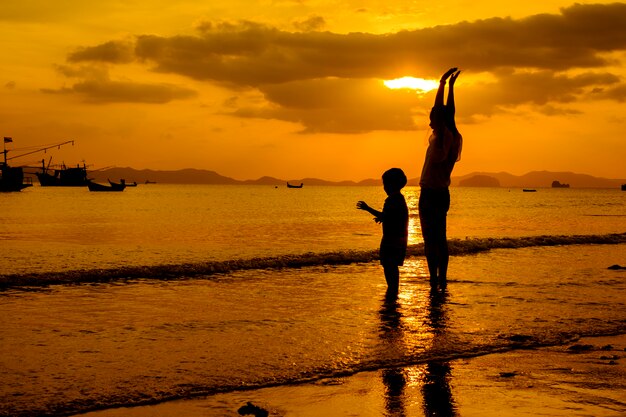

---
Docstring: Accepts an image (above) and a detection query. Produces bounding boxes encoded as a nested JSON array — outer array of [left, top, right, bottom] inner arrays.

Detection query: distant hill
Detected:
[[458, 174, 501, 187], [452, 171, 625, 188], [91, 167, 625, 189], [94, 168, 238, 185]]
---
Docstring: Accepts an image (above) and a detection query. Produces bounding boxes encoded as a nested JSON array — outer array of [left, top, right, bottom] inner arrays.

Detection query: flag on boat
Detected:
[[3, 137, 12, 143]]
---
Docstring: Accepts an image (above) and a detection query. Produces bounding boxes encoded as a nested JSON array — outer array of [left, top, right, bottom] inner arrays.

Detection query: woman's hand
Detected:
[[440, 67, 458, 83], [449, 70, 461, 86]]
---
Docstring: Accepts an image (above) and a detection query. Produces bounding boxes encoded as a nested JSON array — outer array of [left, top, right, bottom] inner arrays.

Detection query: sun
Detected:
[[383, 77, 439, 93]]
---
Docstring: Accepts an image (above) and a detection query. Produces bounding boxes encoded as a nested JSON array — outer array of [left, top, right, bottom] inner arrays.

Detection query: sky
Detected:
[[2, 1, 626, 181]]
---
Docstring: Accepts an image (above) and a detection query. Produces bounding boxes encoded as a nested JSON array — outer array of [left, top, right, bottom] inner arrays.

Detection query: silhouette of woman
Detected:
[[419, 68, 462, 289]]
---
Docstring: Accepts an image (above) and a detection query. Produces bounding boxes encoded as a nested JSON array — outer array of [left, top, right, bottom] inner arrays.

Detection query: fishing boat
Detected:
[[36, 159, 91, 186], [287, 182, 303, 188], [0, 164, 32, 192], [88, 180, 125, 192], [523, 189, 537, 192], [109, 179, 136, 187], [1, 137, 33, 192]]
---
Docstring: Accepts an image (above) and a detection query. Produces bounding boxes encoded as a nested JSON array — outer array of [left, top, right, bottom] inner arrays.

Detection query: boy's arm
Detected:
[[357, 201, 383, 218]]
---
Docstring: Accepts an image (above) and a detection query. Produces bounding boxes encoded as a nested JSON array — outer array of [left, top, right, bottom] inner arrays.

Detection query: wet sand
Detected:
[[78, 334, 626, 417]]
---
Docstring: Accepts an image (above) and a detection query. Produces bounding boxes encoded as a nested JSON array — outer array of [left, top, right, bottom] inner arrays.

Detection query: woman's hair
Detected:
[[429, 106, 447, 149], [429, 106, 446, 128], [429, 106, 462, 161]]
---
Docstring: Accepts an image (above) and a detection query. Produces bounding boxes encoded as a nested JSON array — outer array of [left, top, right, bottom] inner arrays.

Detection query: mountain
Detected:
[[458, 174, 501, 187], [452, 171, 625, 188], [92, 168, 238, 185], [91, 167, 625, 188]]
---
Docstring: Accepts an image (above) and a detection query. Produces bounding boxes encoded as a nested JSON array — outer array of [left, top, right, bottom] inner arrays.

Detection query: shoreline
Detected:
[[77, 333, 626, 417], [2, 233, 625, 288]]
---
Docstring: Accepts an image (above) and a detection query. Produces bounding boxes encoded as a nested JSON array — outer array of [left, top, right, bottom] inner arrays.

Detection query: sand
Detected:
[[77, 334, 626, 417]]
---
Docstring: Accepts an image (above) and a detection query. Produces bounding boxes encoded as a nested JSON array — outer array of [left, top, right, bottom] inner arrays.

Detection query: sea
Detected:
[[0, 185, 625, 416]]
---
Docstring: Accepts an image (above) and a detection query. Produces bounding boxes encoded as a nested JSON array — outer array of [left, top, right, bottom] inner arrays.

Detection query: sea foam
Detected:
[[1, 233, 624, 288]]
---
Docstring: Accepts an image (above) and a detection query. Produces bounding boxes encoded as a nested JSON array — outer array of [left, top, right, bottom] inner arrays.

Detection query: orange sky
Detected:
[[2, 1, 626, 181]]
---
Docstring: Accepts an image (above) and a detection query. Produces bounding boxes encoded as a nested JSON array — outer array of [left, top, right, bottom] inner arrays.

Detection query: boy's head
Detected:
[[382, 168, 407, 194]]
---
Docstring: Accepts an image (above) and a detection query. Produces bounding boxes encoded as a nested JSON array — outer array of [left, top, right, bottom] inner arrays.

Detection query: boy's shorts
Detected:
[[380, 237, 407, 266]]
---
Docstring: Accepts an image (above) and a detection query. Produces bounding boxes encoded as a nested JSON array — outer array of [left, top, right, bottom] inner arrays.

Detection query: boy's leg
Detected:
[[383, 264, 400, 294]]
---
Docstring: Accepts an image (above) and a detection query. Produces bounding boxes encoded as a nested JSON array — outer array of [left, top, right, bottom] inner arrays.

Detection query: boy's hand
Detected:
[[374, 217, 382, 224], [356, 201, 369, 211]]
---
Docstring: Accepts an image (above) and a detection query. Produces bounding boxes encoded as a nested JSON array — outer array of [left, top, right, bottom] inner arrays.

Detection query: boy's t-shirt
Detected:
[[380, 193, 409, 265]]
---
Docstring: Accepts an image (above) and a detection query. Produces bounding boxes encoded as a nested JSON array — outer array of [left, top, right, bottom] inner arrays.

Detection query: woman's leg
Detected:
[[436, 191, 451, 286], [420, 189, 450, 288], [419, 192, 437, 284]]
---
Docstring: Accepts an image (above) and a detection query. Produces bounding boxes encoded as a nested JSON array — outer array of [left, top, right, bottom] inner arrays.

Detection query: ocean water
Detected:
[[1, 185, 624, 278], [0, 185, 625, 416]]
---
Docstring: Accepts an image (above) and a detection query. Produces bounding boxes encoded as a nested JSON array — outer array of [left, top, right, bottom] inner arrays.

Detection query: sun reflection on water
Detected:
[[378, 256, 458, 416]]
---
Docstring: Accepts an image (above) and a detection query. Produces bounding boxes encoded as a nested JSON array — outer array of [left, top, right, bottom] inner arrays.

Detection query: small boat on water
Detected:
[[109, 179, 136, 187], [523, 189, 537, 192], [287, 182, 303, 188], [88, 180, 125, 192]]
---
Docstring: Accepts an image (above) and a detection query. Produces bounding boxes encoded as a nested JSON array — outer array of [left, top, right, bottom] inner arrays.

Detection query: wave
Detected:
[[1, 232, 624, 289]]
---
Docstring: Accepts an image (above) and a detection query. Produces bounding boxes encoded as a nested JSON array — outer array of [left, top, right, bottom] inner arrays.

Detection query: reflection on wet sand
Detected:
[[378, 286, 457, 416], [422, 289, 456, 417], [379, 294, 408, 417]]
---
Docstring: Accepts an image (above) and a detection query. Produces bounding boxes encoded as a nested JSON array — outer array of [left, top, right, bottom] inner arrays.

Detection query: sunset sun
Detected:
[[383, 76, 439, 93]]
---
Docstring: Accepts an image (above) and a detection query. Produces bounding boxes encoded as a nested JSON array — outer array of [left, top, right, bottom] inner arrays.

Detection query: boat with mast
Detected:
[[1, 137, 33, 192], [2, 138, 85, 191], [36, 157, 91, 187]]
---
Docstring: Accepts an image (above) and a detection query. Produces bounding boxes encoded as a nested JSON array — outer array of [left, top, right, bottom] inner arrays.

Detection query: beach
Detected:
[[1, 186, 625, 416], [78, 334, 626, 417], [2, 243, 625, 416]]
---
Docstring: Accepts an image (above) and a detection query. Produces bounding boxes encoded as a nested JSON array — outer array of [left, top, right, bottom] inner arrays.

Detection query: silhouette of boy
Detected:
[[357, 168, 409, 295]]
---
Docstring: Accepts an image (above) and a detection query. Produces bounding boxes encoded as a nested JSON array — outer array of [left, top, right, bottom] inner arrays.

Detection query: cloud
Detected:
[[292, 15, 326, 32], [54, 2, 626, 131], [68, 3, 626, 85], [230, 78, 426, 133], [461, 70, 621, 117], [42, 70, 196, 104], [590, 83, 626, 102], [68, 40, 135, 64], [5, 81, 16, 89]]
